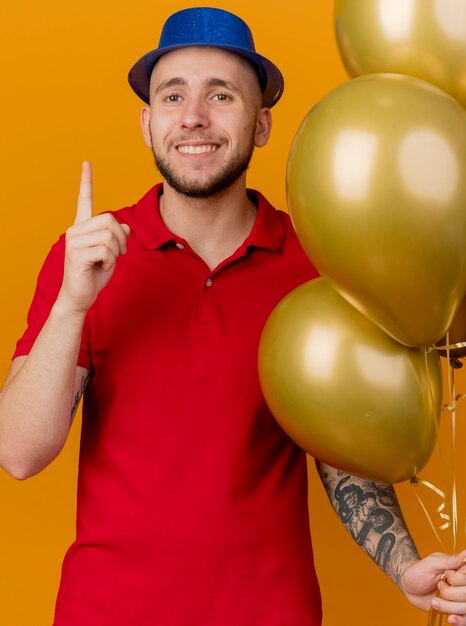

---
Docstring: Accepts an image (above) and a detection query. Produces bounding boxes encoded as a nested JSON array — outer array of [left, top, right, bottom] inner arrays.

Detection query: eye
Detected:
[[212, 93, 230, 101], [165, 94, 182, 102]]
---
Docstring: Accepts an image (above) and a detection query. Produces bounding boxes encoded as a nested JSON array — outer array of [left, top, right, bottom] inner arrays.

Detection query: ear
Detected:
[[254, 108, 272, 148], [140, 106, 152, 148]]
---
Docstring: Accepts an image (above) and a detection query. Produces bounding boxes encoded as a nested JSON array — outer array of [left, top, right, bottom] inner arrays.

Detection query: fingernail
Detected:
[[431, 599, 440, 609]]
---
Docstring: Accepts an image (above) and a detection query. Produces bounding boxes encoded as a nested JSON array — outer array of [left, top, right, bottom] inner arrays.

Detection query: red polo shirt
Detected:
[[15, 184, 322, 626]]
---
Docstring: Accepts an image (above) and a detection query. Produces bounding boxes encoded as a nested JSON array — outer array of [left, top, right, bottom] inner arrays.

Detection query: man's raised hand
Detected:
[[57, 162, 131, 315]]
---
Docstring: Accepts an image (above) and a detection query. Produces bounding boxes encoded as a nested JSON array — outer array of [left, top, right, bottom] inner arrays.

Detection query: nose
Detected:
[[180, 95, 209, 130]]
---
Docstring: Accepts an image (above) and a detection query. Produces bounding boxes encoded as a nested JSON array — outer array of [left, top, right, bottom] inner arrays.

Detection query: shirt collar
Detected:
[[134, 184, 176, 250], [134, 183, 284, 253], [244, 189, 284, 253]]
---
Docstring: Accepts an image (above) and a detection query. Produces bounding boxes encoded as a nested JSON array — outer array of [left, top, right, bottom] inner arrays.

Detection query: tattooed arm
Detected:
[[71, 368, 91, 424], [317, 461, 466, 623], [317, 462, 419, 584]]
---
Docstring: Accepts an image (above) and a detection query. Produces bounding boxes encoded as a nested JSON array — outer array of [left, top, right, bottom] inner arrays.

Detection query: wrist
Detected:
[[399, 557, 421, 588], [398, 557, 432, 611], [51, 292, 89, 325]]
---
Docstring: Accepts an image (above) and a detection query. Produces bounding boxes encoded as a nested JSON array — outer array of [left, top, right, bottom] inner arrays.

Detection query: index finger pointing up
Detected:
[[75, 161, 94, 224]]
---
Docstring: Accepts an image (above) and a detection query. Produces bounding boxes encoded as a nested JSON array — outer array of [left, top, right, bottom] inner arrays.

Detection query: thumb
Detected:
[[450, 550, 466, 571], [431, 551, 466, 572], [75, 161, 93, 224]]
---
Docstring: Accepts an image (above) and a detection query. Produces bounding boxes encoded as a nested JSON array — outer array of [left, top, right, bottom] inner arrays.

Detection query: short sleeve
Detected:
[[13, 235, 92, 370]]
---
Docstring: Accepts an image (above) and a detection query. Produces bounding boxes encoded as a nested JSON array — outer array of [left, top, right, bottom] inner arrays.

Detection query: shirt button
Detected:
[[175, 242, 185, 250], [205, 278, 213, 287]]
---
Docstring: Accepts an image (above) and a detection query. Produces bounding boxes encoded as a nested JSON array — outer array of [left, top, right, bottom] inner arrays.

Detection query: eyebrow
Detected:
[[153, 76, 243, 97], [205, 78, 242, 96], [154, 77, 185, 96]]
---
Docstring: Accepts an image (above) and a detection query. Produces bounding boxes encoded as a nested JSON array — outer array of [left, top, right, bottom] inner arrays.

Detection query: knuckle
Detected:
[[66, 237, 78, 253], [66, 225, 76, 240], [101, 229, 114, 245], [100, 246, 115, 262], [101, 212, 115, 226]]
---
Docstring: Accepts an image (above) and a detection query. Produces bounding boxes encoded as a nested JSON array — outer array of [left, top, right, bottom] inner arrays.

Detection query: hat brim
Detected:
[[128, 43, 284, 109]]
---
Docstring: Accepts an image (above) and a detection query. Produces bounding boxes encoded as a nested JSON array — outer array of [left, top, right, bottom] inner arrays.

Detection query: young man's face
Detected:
[[141, 46, 271, 198]]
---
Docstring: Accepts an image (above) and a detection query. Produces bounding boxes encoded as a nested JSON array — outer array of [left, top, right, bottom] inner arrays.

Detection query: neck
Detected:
[[159, 177, 257, 270]]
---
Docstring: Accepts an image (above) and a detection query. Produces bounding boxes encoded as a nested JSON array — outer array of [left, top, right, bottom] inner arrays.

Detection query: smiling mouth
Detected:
[[176, 144, 218, 155]]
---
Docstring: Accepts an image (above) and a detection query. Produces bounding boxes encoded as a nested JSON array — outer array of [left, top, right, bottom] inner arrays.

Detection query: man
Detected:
[[1, 7, 466, 625]]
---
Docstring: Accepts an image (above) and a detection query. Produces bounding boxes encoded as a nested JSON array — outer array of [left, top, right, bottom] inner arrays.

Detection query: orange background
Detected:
[[1, 1, 465, 625]]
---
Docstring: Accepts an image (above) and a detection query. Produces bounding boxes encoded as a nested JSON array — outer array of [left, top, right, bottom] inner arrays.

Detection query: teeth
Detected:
[[177, 144, 217, 155]]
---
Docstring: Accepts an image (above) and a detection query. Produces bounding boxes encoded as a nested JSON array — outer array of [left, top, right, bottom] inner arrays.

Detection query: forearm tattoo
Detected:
[[70, 370, 90, 424], [317, 463, 420, 585]]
